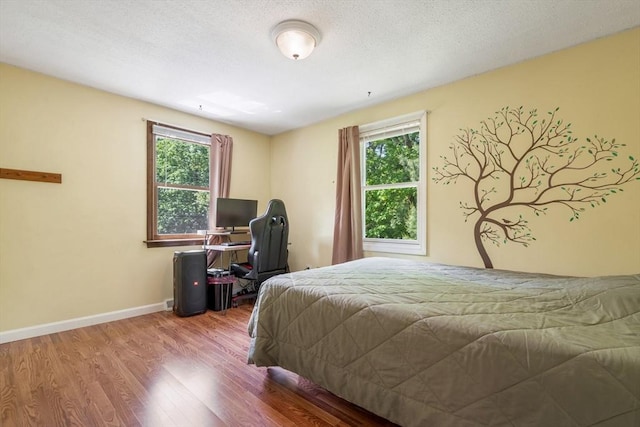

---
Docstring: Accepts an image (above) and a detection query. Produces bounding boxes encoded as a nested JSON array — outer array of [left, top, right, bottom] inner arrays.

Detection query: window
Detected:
[[146, 122, 211, 246], [360, 111, 427, 255]]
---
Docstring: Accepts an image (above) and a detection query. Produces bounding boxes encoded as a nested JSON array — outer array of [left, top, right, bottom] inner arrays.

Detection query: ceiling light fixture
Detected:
[[272, 20, 321, 60]]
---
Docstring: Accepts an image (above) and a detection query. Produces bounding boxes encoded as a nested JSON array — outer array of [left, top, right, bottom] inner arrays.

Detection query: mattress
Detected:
[[247, 257, 640, 426]]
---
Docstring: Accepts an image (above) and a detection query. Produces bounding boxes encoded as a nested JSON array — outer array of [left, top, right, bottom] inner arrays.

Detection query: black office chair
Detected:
[[231, 199, 289, 292]]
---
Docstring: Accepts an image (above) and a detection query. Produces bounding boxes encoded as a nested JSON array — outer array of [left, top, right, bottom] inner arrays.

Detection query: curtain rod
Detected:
[[141, 117, 212, 137]]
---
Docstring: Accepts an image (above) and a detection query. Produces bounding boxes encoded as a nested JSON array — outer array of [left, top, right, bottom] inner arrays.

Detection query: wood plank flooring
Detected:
[[0, 304, 397, 426]]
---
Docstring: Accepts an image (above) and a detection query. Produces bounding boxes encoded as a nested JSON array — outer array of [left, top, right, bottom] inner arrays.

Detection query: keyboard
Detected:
[[221, 241, 251, 246]]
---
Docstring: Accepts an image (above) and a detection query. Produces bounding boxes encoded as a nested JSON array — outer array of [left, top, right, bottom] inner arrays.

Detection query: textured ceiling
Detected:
[[1, 0, 638, 135]]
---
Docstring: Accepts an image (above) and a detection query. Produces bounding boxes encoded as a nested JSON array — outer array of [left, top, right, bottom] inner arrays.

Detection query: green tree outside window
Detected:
[[155, 137, 210, 235], [364, 131, 419, 240]]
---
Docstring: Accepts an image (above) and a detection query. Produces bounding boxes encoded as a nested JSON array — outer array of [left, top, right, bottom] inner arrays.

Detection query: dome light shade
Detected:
[[272, 20, 321, 60]]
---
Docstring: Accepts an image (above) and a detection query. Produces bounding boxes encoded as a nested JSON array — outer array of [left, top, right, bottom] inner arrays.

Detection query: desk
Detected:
[[199, 229, 250, 238], [203, 244, 250, 274], [201, 230, 249, 265], [203, 244, 251, 252]]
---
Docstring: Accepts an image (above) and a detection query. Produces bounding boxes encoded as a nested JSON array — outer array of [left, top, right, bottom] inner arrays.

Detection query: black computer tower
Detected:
[[173, 250, 207, 317]]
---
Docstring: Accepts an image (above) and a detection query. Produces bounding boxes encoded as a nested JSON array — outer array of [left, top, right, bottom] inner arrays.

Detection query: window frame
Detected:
[[359, 111, 427, 255], [145, 121, 211, 248]]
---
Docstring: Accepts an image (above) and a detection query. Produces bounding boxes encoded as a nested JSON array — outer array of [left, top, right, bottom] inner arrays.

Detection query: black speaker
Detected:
[[173, 250, 207, 317]]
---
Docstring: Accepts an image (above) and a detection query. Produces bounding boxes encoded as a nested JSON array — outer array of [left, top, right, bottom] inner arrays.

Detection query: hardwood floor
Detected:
[[0, 304, 397, 426]]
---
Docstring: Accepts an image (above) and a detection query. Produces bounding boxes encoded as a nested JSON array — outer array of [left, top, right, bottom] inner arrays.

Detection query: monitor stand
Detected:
[[227, 227, 249, 234]]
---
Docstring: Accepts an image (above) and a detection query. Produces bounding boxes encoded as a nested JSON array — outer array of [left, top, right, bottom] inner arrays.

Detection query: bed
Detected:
[[247, 257, 640, 427]]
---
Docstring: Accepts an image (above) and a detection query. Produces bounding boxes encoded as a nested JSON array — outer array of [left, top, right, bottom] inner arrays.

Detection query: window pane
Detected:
[[364, 187, 417, 240], [157, 188, 209, 234], [365, 131, 419, 185], [156, 137, 209, 187]]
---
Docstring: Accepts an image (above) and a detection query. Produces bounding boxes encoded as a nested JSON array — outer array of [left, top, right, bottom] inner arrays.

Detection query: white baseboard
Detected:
[[0, 302, 167, 344]]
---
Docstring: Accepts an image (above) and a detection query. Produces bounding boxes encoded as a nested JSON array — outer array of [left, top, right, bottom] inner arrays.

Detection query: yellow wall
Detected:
[[272, 28, 640, 276], [2, 29, 639, 333], [0, 64, 271, 331]]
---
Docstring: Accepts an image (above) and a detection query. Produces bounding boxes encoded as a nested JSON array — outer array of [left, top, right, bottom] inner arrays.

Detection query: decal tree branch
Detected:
[[433, 106, 640, 268]]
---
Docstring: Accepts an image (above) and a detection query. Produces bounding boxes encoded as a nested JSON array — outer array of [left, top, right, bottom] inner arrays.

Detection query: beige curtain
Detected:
[[331, 126, 363, 264], [207, 134, 233, 267]]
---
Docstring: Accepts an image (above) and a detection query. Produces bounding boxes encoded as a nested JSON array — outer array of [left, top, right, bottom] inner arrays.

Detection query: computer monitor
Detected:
[[215, 198, 258, 232]]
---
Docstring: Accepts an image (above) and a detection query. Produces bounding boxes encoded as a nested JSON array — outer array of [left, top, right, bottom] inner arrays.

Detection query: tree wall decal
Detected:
[[433, 106, 640, 268]]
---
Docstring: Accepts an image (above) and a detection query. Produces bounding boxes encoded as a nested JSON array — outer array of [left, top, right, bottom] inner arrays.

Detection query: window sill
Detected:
[[144, 238, 203, 248], [363, 240, 426, 256]]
